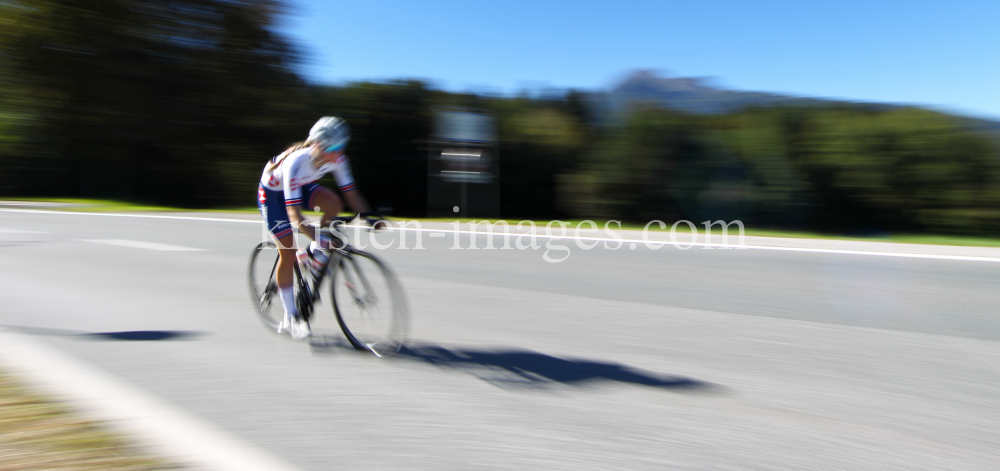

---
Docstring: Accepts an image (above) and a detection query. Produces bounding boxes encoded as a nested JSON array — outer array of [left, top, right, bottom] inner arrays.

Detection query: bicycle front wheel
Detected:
[[248, 241, 282, 331], [331, 250, 408, 356]]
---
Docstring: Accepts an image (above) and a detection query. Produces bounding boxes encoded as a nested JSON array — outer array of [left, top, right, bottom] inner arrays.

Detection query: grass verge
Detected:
[[0, 369, 181, 470]]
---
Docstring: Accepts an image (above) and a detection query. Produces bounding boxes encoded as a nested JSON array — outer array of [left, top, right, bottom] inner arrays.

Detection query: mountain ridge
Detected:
[[584, 70, 1000, 134]]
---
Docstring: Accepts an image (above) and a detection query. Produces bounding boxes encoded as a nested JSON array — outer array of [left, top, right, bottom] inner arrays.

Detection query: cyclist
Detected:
[[257, 116, 377, 340]]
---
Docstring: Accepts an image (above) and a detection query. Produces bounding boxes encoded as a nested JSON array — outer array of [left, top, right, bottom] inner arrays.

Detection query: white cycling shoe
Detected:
[[278, 315, 311, 340]]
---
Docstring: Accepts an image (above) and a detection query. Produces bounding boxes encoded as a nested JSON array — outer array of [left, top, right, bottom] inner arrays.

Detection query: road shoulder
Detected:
[[0, 330, 302, 471]]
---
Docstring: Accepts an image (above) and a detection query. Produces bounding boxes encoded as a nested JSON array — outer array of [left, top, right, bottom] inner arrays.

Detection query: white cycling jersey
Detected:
[[259, 148, 357, 206]]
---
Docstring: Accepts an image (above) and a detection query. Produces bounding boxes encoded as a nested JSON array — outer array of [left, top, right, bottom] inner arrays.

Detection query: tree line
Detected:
[[2, 0, 999, 236]]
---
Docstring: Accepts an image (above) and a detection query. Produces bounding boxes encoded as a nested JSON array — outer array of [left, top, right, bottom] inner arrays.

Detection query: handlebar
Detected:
[[330, 211, 382, 223], [327, 212, 384, 229]]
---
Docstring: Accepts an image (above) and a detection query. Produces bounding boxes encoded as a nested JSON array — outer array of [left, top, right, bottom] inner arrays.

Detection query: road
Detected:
[[2, 209, 1000, 470]]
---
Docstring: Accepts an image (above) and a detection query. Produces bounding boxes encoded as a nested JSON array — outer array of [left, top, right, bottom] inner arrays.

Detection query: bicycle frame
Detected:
[[299, 217, 366, 306], [254, 238, 350, 325], [284, 212, 384, 322]]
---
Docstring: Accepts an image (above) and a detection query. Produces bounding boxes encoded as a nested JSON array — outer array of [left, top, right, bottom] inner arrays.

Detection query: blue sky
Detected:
[[276, 1, 1000, 120]]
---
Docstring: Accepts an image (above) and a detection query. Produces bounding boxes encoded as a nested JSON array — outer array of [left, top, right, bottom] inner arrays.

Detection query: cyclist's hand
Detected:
[[371, 219, 388, 231], [315, 230, 336, 250]]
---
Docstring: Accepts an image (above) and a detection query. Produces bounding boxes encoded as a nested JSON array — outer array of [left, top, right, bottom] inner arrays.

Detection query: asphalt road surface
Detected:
[[2, 210, 999, 470]]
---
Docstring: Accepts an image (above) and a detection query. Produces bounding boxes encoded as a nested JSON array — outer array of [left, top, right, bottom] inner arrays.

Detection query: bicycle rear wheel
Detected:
[[248, 241, 282, 331], [331, 250, 408, 356]]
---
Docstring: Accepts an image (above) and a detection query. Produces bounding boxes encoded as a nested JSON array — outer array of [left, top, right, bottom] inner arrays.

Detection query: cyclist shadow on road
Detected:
[[308, 336, 715, 392], [1, 325, 206, 341], [398, 343, 714, 392]]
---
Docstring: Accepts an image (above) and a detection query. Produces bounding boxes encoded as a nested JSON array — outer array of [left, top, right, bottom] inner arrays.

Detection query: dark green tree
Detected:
[[491, 94, 588, 219], [558, 107, 743, 223], [721, 106, 1000, 234], [0, 0, 305, 206]]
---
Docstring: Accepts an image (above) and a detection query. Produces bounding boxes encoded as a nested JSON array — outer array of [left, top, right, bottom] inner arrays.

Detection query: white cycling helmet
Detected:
[[308, 116, 350, 152]]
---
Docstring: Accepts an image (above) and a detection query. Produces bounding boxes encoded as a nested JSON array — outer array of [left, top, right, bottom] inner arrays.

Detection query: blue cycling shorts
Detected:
[[257, 183, 325, 240]]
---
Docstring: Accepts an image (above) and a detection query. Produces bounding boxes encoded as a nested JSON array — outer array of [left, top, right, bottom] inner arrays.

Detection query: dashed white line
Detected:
[[77, 239, 207, 252]]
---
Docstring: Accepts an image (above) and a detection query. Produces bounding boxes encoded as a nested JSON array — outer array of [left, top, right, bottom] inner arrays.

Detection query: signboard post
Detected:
[[427, 109, 499, 218]]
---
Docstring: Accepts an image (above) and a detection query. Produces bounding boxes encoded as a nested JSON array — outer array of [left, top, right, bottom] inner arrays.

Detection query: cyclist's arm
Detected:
[[342, 189, 372, 214], [341, 189, 386, 229], [332, 155, 378, 223], [286, 205, 316, 241]]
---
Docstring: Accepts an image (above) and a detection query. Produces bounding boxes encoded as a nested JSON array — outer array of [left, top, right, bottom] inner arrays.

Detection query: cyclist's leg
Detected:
[[274, 231, 310, 338], [274, 234, 296, 288], [274, 233, 298, 318], [303, 183, 343, 228], [260, 185, 299, 319]]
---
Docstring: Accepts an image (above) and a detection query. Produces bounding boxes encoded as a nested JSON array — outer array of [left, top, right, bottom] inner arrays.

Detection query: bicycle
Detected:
[[247, 213, 409, 357]]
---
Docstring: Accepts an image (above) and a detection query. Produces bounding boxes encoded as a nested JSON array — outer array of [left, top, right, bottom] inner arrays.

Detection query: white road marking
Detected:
[[385, 227, 1000, 264], [0, 228, 47, 234], [78, 239, 207, 252], [0, 208, 260, 224], [5, 208, 1000, 264], [0, 330, 303, 471], [0, 201, 72, 206]]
